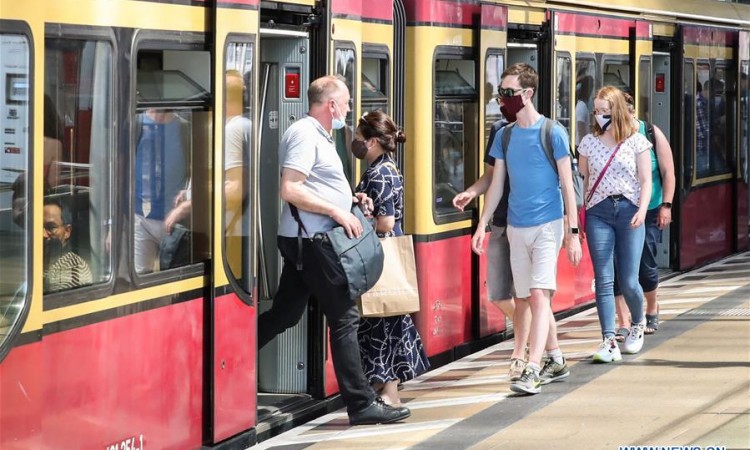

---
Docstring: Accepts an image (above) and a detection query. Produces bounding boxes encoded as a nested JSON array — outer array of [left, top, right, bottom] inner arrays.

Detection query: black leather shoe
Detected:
[[349, 397, 411, 425]]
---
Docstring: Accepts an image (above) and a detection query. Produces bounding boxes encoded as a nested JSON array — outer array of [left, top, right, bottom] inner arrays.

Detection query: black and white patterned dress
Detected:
[[355, 153, 429, 384]]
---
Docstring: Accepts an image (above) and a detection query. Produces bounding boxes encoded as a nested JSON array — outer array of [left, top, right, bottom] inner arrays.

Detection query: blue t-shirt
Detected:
[[489, 116, 570, 227]]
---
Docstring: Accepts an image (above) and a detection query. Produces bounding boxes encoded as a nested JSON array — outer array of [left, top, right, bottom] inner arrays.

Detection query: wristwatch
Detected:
[[661, 202, 672, 209], [570, 227, 579, 235]]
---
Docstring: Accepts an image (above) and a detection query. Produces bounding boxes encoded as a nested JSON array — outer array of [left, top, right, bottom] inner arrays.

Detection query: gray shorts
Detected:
[[486, 224, 515, 301]]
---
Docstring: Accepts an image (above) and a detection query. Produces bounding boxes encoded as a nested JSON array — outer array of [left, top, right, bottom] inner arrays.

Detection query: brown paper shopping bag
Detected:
[[358, 235, 420, 317]]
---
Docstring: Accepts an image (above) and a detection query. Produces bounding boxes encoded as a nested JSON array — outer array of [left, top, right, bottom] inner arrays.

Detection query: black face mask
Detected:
[[351, 139, 369, 160]]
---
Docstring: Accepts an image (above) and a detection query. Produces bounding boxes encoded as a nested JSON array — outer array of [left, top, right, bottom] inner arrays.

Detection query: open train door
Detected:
[[476, 2, 508, 338]]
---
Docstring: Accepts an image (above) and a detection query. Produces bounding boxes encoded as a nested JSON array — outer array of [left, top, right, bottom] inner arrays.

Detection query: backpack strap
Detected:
[[540, 117, 559, 175], [500, 122, 515, 160]]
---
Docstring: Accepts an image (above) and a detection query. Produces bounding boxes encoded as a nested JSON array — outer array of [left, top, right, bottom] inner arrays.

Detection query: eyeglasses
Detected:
[[43, 223, 60, 233], [497, 87, 527, 98]]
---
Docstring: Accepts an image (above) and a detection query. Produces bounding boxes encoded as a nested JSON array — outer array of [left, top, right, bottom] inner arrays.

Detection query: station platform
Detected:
[[251, 252, 750, 450]]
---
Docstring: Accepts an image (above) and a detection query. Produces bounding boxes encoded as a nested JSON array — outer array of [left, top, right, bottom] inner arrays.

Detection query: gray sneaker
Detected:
[[510, 367, 541, 395], [539, 357, 570, 385], [508, 358, 526, 381]]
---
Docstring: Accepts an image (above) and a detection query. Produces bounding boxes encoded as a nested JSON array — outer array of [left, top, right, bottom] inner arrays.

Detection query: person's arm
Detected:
[[557, 155, 581, 266], [633, 145, 653, 228], [453, 164, 493, 211], [653, 125, 675, 230], [280, 168, 362, 238], [471, 160, 505, 255], [224, 166, 243, 211]]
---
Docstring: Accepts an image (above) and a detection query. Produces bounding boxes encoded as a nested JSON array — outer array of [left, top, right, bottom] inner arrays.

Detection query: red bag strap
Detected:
[[585, 141, 623, 205]]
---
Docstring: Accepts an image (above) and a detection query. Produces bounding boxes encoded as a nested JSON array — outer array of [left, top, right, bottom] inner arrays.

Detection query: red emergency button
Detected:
[[285, 67, 300, 98], [655, 73, 665, 93]]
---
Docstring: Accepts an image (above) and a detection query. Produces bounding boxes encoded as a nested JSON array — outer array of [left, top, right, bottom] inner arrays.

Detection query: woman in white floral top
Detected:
[[577, 86, 652, 363]]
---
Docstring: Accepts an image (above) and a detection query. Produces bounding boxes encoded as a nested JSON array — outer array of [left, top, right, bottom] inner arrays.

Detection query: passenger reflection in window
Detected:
[[134, 109, 190, 273], [43, 94, 64, 192], [43, 197, 92, 292]]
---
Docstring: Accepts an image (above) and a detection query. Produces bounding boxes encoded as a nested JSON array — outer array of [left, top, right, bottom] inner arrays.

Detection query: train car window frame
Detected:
[[740, 60, 749, 183], [362, 44, 390, 115], [43, 25, 117, 309], [695, 59, 735, 181], [131, 31, 213, 288], [555, 52, 572, 138], [638, 55, 652, 123], [682, 59, 696, 191], [222, 35, 255, 304], [432, 46, 478, 225], [334, 42, 357, 184], [574, 54, 596, 148], [484, 49, 504, 148], [0, 21, 33, 363]]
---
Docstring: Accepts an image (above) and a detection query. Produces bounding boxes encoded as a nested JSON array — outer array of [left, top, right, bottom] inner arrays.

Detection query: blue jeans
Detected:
[[586, 196, 646, 338], [613, 207, 661, 295]]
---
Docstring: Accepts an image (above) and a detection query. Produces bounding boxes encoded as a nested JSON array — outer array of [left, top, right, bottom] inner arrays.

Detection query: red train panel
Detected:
[[680, 184, 734, 269], [213, 293, 257, 442], [412, 235, 473, 357]]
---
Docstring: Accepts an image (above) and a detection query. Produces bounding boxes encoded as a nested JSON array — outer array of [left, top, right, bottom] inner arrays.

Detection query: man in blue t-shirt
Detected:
[[453, 119, 531, 383], [471, 63, 582, 395]]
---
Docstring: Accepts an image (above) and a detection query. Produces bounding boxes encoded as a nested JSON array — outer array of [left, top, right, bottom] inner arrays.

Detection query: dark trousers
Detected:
[[258, 236, 375, 413]]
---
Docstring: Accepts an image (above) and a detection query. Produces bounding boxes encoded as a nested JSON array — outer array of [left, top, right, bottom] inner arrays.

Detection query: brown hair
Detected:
[[501, 63, 538, 96], [358, 110, 406, 152], [593, 86, 633, 143]]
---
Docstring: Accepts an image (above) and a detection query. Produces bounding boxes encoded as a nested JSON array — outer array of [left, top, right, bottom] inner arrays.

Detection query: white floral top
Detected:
[[578, 132, 652, 209]]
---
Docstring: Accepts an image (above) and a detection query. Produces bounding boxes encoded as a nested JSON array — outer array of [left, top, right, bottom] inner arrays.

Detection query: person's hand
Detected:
[[631, 209, 647, 228], [566, 234, 582, 267], [164, 201, 191, 233], [471, 223, 487, 255], [331, 207, 363, 239], [657, 205, 672, 230], [353, 192, 374, 217], [452, 191, 476, 212]]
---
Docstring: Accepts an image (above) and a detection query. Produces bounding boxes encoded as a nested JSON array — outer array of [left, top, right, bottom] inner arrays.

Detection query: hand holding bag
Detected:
[[291, 203, 384, 300], [579, 142, 623, 235], [359, 235, 420, 317]]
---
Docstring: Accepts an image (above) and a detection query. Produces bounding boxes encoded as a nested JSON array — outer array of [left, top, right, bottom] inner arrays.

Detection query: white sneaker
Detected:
[[623, 322, 645, 354], [592, 336, 622, 363]]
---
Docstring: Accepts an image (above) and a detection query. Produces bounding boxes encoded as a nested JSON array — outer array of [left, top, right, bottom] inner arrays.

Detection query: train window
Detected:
[[683, 60, 696, 187], [334, 44, 356, 183], [44, 35, 114, 295], [362, 47, 389, 115], [484, 51, 504, 146], [602, 57, 630, 93], [433, 52, 477, 222], [0, 32, 30, 353], [696, 61, 734, 178], [638, 56, 652, 123], [223, 40, 254, 298], [575, 56, 596, 147], [133, 47, 212, 276], [556, 53, 572, 137]]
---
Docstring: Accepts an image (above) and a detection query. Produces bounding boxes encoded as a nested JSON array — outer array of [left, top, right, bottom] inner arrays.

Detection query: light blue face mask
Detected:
[[331, 101, 346, 130]]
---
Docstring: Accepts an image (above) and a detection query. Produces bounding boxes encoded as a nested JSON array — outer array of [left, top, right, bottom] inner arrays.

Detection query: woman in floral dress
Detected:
[[352, 110, 429, 406]]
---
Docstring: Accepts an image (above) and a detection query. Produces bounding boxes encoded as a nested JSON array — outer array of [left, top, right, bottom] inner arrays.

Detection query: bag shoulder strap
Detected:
[[500, 122, 515, 160], [540, 117, 559, 175], [586, 141, 623, 204]]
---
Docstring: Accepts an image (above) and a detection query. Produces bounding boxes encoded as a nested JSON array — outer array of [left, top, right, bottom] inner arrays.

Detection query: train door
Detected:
[[737, 31, 749, 251], [677, 26, 739, 269], [651, 49, 674, 268], [477, 3, 508, 338], [256, 30, 312, 419]]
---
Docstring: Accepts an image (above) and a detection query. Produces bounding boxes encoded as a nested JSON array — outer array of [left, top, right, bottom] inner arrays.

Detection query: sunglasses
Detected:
[[497, 87, 528, 98]]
